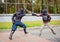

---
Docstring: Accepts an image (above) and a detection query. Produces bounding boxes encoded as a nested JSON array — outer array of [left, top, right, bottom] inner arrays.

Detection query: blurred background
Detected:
[[0, 0, 60, 14], [0, 0, 60, 29]]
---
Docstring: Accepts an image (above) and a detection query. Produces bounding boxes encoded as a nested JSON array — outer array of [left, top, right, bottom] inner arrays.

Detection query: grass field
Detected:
[[0, 20, 60, 30]]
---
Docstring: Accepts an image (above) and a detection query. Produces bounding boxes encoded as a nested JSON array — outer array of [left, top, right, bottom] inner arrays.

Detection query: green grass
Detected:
[[0, 20, 60, 30], [50, 20, 60, 25]]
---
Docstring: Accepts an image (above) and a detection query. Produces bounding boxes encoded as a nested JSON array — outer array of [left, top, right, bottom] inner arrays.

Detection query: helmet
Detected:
[[42, 9, 47, 15]]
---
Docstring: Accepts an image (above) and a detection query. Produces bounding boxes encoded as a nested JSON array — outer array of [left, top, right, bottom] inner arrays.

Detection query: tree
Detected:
[[54, 0, 58, 14], [0, 6, 4, 14], [41, 0, 44, 10]]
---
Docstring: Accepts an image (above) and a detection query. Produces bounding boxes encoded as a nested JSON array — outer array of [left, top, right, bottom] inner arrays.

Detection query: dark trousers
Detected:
[[12, 21, 26, 31]]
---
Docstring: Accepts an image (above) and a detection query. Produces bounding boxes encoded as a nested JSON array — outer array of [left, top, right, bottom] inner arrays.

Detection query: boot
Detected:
[[23, 28, 27, 34], [9, 31, 15, 40], [51, 29, 56, 35]]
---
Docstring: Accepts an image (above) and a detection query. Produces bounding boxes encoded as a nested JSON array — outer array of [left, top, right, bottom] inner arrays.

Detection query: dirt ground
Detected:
[[0, 26, 60, 42]]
